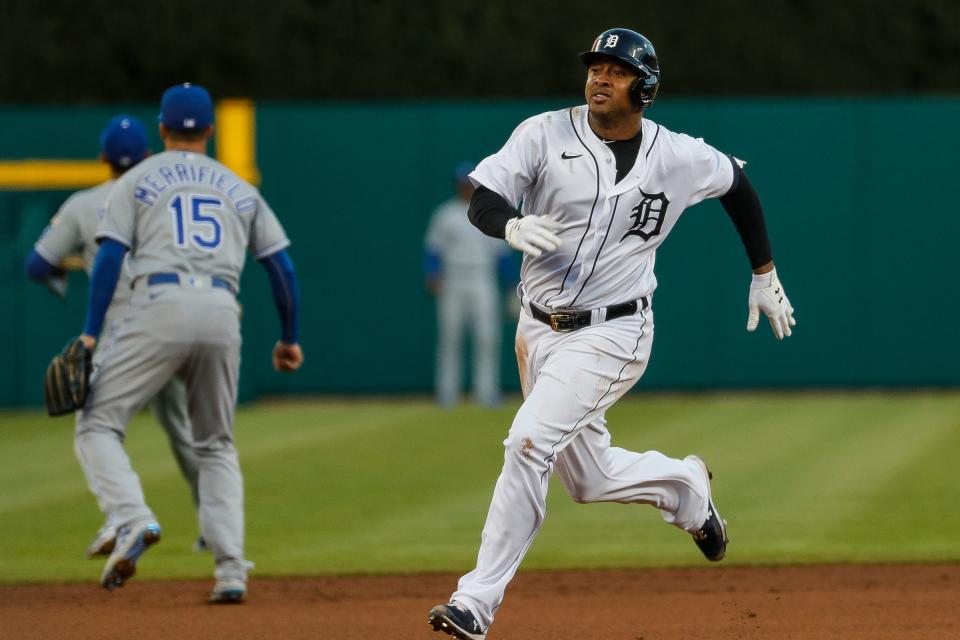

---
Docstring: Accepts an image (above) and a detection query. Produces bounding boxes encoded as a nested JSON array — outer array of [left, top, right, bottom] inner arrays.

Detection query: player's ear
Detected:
[[99, 151, 109, 166], [204, 125, 214, 141], [159, 124, 169, 142]]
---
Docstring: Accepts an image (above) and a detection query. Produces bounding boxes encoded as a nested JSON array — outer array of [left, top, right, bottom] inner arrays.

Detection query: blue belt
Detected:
[[146, 272, 235, 294]]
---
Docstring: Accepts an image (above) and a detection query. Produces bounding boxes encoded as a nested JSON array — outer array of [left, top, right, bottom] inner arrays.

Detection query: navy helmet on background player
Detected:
[[99, 115, 148, 172], [579, 28, 660, 109]]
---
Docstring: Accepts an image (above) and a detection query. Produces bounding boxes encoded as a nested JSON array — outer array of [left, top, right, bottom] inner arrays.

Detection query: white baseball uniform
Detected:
[[451, 106, 735, 628], [425, 196, 507, 407]]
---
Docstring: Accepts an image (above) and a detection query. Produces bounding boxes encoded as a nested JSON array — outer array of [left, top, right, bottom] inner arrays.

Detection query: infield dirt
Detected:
[[2, 563, 957, 639]]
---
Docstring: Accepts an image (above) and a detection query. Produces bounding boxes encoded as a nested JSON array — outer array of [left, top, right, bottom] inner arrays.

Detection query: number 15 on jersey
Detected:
[[170, 193, 223, 252]]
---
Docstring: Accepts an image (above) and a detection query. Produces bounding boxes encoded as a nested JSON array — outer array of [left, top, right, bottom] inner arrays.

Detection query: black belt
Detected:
[[146, 272, 235, 294], [530, 297, 649, 333]]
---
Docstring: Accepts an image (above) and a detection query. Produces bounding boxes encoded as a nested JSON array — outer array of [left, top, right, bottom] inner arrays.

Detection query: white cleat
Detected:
[[85, 524, 118, 558], [99, 520, 161, 590], [209, 561, 252, 604], [209, 578, 246, 604]]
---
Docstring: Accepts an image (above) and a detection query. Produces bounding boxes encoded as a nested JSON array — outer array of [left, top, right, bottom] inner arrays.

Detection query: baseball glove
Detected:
[[44, 338, 93, 416]]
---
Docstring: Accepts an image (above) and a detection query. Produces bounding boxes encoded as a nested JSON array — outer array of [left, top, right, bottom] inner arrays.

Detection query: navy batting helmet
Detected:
[[579, 28, 660, 109]]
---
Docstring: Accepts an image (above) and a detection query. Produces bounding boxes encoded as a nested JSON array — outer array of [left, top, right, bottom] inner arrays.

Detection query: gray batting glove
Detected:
[[504, 216, 562, 257], [746, 268, 796, 339]]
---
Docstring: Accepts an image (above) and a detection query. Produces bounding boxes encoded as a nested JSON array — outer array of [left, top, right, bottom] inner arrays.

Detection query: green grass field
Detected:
[[1, 392, 958, 583]]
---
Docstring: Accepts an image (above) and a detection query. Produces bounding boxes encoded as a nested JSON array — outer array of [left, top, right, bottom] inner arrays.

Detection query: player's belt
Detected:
[[146, 272, 235, 294], [529, 297, 649, 333]]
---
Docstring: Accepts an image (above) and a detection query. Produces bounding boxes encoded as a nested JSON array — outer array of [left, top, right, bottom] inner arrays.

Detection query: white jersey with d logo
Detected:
[[471, 105, 735, 310], [451, 105, 736, 628]]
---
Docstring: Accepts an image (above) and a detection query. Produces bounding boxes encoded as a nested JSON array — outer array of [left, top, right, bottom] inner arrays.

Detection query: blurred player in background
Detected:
[[72, 83, 303, 603], [424, 162, 513, 408], [24, 115, 205, 558]]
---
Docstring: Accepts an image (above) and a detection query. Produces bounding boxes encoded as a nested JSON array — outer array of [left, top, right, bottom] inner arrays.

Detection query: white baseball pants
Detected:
[[452, 305, 711, 630]]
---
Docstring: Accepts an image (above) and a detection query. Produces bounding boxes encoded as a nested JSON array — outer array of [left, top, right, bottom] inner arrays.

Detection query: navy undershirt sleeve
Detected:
[[719, 166, 773, 269], [258, 249, 301, 344], [25, 250, 61, 280], [83, 238, 127, 337], [467, 186, 517, 239]]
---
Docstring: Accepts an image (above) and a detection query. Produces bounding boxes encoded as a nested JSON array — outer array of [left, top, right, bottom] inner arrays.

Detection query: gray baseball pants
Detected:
[[436, 275, 501, 407], [75, 376, 199, 527], [75, 279, 247, 574]]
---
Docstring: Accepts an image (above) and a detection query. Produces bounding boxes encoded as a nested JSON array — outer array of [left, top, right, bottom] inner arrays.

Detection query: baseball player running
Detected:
[[73, 83, 303, 603], [26, 115, 205, 559], [429, 28, 795, 639]]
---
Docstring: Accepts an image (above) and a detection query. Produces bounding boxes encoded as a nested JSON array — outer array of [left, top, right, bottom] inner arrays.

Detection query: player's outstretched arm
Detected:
[[258, 249, 303, 371], [718, 166, 796, 339], [28, 202, 83, 299], [25, 251, 61, 280], [24, 250, 69, 300], [79, 238, 128, 349]]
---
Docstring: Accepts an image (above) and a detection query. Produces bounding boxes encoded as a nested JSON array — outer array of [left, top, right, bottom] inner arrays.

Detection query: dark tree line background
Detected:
[[1, 0, 958, 103]]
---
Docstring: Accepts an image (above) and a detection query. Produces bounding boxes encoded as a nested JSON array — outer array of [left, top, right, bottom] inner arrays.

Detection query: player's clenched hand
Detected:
[[504, 216, 562, 258], [273, 341, 303, 372], [746, 268, 795, 339]]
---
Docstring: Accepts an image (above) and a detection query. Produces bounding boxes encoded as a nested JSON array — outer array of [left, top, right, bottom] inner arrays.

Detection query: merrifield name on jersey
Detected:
[[133, 157, 251, 210]]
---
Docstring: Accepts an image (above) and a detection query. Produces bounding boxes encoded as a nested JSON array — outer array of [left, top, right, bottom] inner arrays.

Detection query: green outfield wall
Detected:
[[1, 97, 957, 406]]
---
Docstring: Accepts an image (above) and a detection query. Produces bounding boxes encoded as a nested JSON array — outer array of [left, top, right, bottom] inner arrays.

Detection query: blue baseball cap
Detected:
[[100, 115, 148, 169], [159, 83, 214, 131], [454, 161, 475, 184]]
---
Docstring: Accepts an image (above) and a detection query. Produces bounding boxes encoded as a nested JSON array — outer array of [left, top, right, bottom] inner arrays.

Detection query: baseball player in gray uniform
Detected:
[[73, 84, 303, 603], [429, 28, 795, 639], [26, 115, 203, 559], [424, 162, 509, 408]]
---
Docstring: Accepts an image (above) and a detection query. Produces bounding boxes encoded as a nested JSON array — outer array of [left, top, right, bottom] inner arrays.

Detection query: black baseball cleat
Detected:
[[428, 602, 486, 640], [686, 455, 729, 562]]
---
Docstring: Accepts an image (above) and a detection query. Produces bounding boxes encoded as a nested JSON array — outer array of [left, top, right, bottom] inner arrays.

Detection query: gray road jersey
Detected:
[[34, 179, 135, 309], [425, 196, 505, 280], [98, 151, 290, 292]]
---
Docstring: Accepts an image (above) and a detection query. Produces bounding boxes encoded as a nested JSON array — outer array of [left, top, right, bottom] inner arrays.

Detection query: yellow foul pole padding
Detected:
[[0, 160, 110, 190], [215, 99, 261, 185], [0, 100, 260, 190]]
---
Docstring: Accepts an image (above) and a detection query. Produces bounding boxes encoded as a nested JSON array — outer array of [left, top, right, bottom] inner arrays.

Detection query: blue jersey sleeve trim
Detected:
[[25, 250, 59, 280], [258, 249, 300, 344], [423, 249, 442, 278], [82, 239, 127, 337]]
